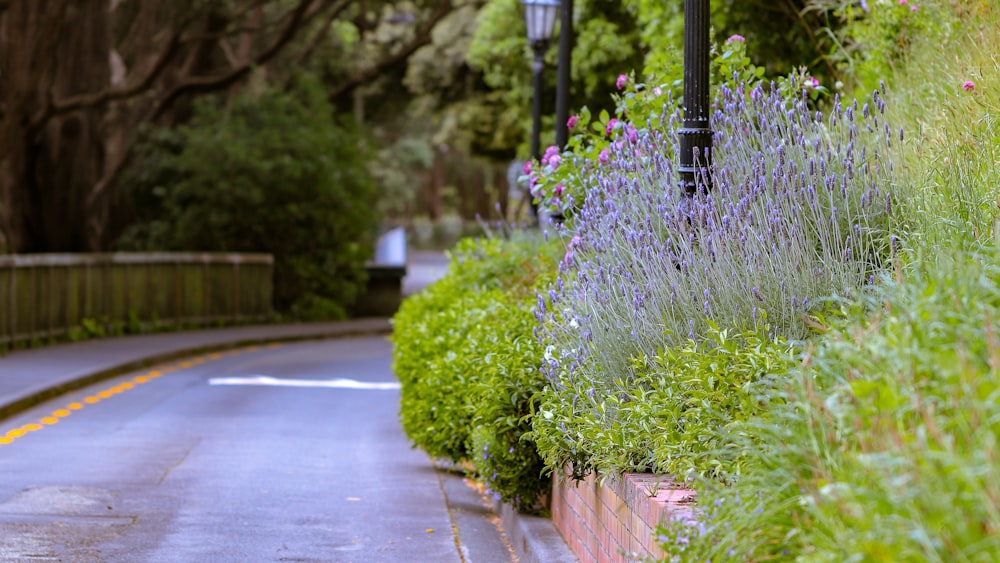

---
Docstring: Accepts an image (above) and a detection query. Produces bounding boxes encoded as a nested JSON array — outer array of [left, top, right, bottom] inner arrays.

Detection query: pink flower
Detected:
[[805, 76, 820, 89], [605, 118, 619, 137], [616, 74, 628, 90], [652, 86, 663, 97], [911, 5, 918, 11], [522, 161, 532, 175], [626, 125, 638, 144], [726, 34, 745, 45], [548, 154, 561, 169], [567, 115, 579, 129], [963, 81, 976, 91], [541, 145, 560, 165], [598, 148, 609, 165], [554, 184, 564, 196]]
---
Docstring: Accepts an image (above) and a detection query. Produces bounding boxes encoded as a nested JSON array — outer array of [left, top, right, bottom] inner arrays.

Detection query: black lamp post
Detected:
[[523, 0, 559, 220], [524, 0, 559, 164], [678, 0, 713, 197], [554, 0, 573, 149]]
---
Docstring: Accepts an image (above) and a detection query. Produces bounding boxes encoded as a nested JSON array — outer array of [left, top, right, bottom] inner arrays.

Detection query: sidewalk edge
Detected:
[[0, 320, 392, 422], [494, 499, 578, 563]]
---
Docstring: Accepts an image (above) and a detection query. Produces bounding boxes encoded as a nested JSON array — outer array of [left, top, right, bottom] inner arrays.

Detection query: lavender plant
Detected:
[[534, 80, 906, 473]]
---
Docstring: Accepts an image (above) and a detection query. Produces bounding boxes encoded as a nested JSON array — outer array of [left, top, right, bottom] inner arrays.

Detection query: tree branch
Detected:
[[329, 0, 453, 101], [43, 29, 183, 120], [148, 0, 322, 122], [295, 0, 353, 67]]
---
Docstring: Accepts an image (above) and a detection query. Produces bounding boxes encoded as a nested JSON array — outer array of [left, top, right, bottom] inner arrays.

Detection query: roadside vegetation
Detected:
[[393, 0, 1000, 560]]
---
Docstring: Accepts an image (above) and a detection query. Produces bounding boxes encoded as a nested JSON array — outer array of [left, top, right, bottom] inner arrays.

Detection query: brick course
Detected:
[[551, 469, 696, 562]]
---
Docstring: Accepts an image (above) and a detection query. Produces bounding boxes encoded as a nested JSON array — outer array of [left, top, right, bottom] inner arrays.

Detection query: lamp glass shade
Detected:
[[523, 0, 560, 45]]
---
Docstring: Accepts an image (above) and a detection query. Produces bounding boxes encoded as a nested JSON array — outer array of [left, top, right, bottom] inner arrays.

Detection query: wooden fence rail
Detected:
[[0, 252, 273, 346]]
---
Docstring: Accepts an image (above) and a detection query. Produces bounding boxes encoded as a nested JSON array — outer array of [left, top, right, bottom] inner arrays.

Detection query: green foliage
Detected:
[[370, 135, 434, 218], [467, 292, 553, 512], [392, 231, 562, 510], [467, 0, 645, 158], [659, 242, 1000, 561], [532, 330, 796, 481], [119, 77, 378, 317], [807, 0, 951, 95]]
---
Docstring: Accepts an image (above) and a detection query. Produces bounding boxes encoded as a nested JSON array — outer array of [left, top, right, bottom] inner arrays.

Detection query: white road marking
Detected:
[[208, 375, 401, 390]]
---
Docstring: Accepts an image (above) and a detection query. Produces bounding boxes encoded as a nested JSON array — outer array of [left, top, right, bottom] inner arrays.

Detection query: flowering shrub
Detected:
[[525, 36, 825, 220], [530, 79, 905, 479]]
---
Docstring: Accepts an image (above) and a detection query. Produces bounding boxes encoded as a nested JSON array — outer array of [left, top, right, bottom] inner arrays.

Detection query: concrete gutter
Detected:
[[495, 500, 578, 562]]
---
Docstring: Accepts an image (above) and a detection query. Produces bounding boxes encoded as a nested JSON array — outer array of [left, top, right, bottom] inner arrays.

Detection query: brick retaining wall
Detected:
[[551, 469, 697, 562]]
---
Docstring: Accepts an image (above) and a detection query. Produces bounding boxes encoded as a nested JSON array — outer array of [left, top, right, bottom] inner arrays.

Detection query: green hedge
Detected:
[[391, 232, 562, 512]]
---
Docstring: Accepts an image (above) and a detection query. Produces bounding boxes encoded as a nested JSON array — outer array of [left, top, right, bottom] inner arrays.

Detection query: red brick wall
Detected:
[[551, 469, 696, 562]]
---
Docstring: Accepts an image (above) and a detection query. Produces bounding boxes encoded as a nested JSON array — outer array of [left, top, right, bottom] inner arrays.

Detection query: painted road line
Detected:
[[0, 343, 278, 449], [208, 375, 401, 390]]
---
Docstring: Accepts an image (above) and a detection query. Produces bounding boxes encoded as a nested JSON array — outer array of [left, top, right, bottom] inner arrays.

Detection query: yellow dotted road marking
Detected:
[[0, 343, 279, 448]]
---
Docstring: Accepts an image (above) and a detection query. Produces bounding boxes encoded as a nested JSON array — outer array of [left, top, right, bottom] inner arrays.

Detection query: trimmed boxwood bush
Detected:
[[391, 231, 561, 512]]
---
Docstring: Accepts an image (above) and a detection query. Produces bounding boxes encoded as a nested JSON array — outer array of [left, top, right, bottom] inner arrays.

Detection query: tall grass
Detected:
[[874, 0, 1000, 242]]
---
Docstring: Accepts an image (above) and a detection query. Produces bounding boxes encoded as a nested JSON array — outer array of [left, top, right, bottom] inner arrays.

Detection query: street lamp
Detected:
[[523, 0, 559, 165], [678, 0, 713, 197], [554, 0, 573, 150]]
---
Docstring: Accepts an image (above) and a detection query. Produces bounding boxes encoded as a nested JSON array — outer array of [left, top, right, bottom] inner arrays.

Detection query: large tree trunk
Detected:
[[36, 1, 112, 251], [0, 0, 110, 252]]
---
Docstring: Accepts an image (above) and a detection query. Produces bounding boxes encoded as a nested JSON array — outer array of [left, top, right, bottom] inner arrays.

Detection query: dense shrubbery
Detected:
[[119, 77, 378, 318], [532, 329, 795, 481], [653, 3, 1000, 559], [393, 1, 1000, 559], [532, 76, 905, 478], [391, 232, 561, 511]]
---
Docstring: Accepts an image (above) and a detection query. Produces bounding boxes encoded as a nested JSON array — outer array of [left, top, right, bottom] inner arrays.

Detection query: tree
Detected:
[[119, 78, 377, 316], [0, 0, 453, 253]]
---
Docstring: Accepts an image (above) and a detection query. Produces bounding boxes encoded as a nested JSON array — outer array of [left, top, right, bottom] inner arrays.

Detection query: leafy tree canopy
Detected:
[[119, 76, 379, 317]]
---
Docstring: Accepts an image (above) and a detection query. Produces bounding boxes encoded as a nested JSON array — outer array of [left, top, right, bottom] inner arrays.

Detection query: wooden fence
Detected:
[[0, 252, 273, 346]]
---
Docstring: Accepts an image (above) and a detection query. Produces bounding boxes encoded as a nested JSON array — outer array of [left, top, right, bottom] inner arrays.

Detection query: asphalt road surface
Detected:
[[0, 337, 513, 562]]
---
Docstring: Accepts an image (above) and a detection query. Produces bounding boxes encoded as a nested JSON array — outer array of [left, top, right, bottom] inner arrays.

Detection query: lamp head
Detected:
[[523, 0, 560, 48]]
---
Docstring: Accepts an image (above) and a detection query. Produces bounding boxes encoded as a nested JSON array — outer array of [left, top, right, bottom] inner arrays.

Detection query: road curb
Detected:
[[0, 319, 392, 422], [494, 499, 578, 563]]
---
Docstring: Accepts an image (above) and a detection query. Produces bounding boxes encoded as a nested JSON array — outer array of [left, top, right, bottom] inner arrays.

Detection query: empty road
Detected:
[[0, 336, 512, 562]]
